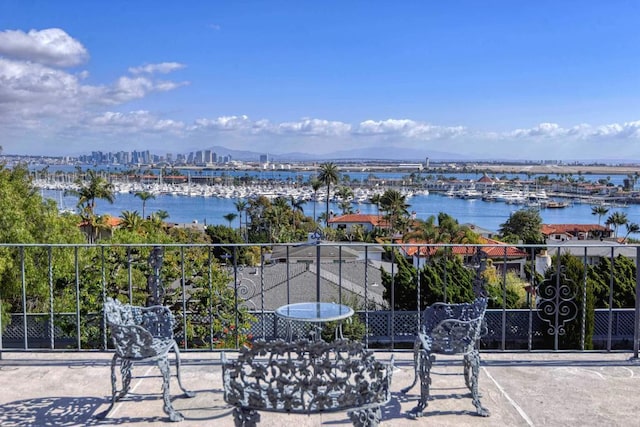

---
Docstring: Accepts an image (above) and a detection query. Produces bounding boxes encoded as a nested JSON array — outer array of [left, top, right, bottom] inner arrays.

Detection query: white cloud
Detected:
[[191, 115, 253, 131], [277, 118, 351, 136], [0, 58, 86, 118], [0, 56, 189, 124], [101, 76, 188, 104], [355, 119, 467, 139], [128, 62, 186, 75], [0, 28, 88, 67], [87, 110, 185, 134], [507, 121, 640, 141]]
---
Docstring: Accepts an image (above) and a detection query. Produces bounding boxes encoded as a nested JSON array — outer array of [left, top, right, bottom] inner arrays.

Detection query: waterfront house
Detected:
[[78, 215, 122, 241], [542, 224, 612, 242], [328, 213, 389, 234], [400, 236, 528, 277], [554, 239, 637, 265]]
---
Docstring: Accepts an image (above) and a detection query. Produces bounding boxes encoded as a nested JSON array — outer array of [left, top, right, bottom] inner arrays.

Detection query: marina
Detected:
[[40, 183, 640, 234], [30, 165, 640, 233]]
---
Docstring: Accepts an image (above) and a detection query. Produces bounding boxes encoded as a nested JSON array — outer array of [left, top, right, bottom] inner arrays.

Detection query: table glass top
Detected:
[[275, 302, 354, 322]]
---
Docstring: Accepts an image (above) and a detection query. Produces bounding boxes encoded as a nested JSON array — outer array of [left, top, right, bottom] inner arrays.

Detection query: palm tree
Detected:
[[605, 211, 628, 238], [623, 222, 640, 243], [120, 210, 143, 232], [310, 178, 322, 222], [379, 189, 410, 235], [223, 213, 238, 228], [369, 193, 382, 218], [289, 196, 306, 230], [68, 169, 115, 216], [154, 209, 170, 221], [234, 199, 248, 238], [591, 205, 609, 226], [135, 191, 155, 219], [317, 162, 340, 226], [67, 169, 116, 243]]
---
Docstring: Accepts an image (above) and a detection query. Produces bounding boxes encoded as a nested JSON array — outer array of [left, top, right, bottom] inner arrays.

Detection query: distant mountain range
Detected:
[[209, 145, 469, 162]]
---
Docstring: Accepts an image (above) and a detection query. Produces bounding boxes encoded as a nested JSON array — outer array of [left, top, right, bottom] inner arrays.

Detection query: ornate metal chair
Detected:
[[401, 297, 490, 418], [97, 297, 195, 422]]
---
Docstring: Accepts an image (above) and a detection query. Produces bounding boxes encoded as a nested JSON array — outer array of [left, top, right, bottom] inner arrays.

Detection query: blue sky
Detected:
[[1, 1, 639, 160]]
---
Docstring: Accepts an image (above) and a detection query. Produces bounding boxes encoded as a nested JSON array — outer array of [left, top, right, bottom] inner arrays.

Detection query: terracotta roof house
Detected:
[[328, 214, 389, 233], [541, 224, 612, 242], [400, 236, 528, 277], [78, 215, 123, 241], [553, 240, 637, 265]]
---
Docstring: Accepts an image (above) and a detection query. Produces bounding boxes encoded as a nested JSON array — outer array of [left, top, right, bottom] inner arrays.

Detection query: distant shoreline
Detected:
[[468, 164, 640, 175]]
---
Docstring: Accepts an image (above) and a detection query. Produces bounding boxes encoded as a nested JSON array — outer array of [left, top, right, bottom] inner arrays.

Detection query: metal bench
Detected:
[[401, 297, 490, 418], [222, 338, 394, 427], [97, 297, 195, 422]]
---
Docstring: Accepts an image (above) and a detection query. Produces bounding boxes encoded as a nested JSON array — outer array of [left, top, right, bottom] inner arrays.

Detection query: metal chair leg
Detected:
[[468, 350, 490, 417], [172, 342, 195, 398], [158, 356, 184, 422], [408, 350, 433, 419]]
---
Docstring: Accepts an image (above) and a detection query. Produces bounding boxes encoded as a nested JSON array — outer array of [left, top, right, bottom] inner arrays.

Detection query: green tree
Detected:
[[379, 189, 409, 235], [317, 162, 340, 225], [69, 169, 115, 216], [134, 190, 155, 219], [310, 178, 322, 222], [234, 199, 248, 240], [0, 163, 85, 325], [605, 211, 628, 238], [223, 212, 238, 227], [589, 255, 636, 308], [381, 249, 486, 310], [591, 205, 609, 226], [498, 208, 544, 245], [119, 210, 143, 232], [67, 169, 116, 243], [622, 222, 640, 243]]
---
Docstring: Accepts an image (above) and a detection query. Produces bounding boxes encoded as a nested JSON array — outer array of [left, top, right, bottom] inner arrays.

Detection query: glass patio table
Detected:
[[275, 302, 354, 341]]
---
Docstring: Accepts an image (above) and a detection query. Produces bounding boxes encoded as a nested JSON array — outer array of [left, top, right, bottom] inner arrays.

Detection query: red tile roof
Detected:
[[541, 224, 609, 235], [79, 215, 122, 228], [400, 236, 527, 259], [328, 214, 388, 227]]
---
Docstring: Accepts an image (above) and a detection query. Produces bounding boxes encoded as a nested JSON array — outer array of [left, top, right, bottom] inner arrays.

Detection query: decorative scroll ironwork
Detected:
[[536, 267, 578, 337], [98, 297, 195, 422], [234, 267, 259, 311], [222, 338, 394, 427], [401, 298, 490, 418]]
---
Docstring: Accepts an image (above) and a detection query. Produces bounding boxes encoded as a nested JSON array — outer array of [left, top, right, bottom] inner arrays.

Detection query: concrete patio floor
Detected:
[[1, 350, 639, 426]]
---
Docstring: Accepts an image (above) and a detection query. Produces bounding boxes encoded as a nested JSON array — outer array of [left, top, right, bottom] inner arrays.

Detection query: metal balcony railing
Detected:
[[1, 242, 639, 357]]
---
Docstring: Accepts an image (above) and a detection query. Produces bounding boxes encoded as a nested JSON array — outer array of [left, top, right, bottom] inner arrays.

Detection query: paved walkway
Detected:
[[1, 350, 639, 426]]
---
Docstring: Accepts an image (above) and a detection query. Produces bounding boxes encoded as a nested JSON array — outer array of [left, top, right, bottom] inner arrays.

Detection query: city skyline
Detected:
[[1, 1, 639, 161]]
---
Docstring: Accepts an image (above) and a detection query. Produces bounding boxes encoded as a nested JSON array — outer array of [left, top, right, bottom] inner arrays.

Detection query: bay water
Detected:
[[45, 189, 640, 233]]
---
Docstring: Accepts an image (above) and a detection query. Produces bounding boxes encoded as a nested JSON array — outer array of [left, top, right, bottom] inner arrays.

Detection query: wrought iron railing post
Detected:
[[581, 246, 588, 351], [75, 246, 81, 350], [101, 246, 107, 350], [21, 246, 27, 349], [208, 247, 214, 351], [127, 247, 133, 303], [633, 246, 640, 360], [607, 247, 615, 352], [528, 246, 534, 352], [364, 245, 369, 349], [502, 246, 507, 350], [233, 246, 239, 349], [180, 246, 187, 350], [48, 246, 54, 350]]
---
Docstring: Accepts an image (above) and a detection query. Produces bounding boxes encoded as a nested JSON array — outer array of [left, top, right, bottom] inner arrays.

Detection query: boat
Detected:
[[545, 201, 570, 209]]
